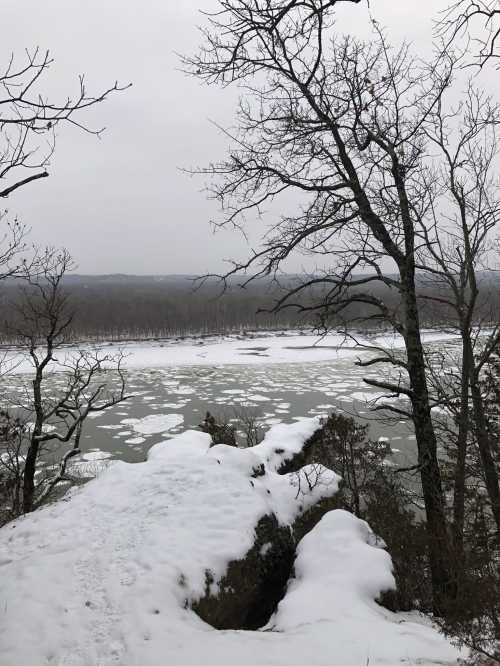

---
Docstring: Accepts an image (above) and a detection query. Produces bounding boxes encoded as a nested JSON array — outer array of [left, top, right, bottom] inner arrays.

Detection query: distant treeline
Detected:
[[0, 275, 306, 343], [1, 273, 499, 344]]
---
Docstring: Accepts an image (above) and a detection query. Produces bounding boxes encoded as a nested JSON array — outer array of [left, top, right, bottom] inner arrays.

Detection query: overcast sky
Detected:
[[0, 0, 478, 274]]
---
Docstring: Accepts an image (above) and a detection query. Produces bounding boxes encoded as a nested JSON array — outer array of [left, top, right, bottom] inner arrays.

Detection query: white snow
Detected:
[[271, 510, 456, 664], [254, 417, 320, 472], [0, 329, 462, 374], [274, 511, 397, 631], [0, 419, 459, 666]]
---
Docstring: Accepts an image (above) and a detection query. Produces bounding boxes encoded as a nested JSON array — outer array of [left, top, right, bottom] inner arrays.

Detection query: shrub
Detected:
[[302, 412, 432, 610], [199, 411, 237, 447], [0, 410, 26, 525], [199, 407, 265, 448]]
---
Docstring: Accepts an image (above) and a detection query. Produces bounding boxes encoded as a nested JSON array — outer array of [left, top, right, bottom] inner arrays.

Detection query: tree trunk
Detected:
[[348, 442, 361, 518], [469, 362, 500, 534], [22, 438, 39, 513], [23, 372, 43, 514], [451, 341, 470, 578], [403, 278, 454, 615]]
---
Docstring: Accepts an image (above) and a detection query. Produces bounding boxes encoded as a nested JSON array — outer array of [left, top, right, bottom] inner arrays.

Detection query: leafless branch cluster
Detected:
[[437, 1, 500, 69], [0, 44, 130, 518], [0, 249, 128, 516], [0, 48, 130, 199], [291, 462, 333, 499]]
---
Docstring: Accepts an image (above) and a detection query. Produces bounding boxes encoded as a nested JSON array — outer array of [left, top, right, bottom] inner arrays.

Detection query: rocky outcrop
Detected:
[[191, 428, 342, 630], [191, 513, 295, 630], [292, 494, 340, 543]]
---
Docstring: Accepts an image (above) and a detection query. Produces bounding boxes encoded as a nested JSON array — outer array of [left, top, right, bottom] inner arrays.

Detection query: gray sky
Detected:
[[0, 0, 476, 274]]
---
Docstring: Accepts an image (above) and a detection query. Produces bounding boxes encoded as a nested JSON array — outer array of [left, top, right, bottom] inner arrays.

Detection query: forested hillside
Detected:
[[1, 272, 499, 342]]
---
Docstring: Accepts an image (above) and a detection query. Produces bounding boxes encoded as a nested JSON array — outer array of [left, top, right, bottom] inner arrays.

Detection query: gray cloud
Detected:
[[0, 0, 481, 274]]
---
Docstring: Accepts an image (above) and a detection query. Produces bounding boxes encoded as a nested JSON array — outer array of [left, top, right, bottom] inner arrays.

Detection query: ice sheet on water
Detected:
[[79, 450, 113, 462], [2, 329, 462, 374], [124, 413, 185, 435]]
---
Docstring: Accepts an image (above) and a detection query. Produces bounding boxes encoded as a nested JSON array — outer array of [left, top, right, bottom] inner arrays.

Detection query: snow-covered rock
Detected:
[[271, 510, 460, 663], [0, 419, 459, 666]]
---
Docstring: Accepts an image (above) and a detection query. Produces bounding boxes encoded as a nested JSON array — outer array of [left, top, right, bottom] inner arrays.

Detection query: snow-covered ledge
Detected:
[[0, 420, 459, 666]]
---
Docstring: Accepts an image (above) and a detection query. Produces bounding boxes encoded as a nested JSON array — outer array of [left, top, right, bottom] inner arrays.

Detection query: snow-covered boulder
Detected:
[[0, 419, 459, 666], [270, 509, 459, 664], [192, 512, 296, 629], [167, 419, 341, 630]]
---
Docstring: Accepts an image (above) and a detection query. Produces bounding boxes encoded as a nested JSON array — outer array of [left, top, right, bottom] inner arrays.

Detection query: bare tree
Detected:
[[232, 405, 266, 447], [185, 0, 459, 612], [202, 406, 266, 447], [438, 1, 500, 69], [0, 249, 128, 514], [0, 48, 129, 373], [0, 48, 129, 199], [415, 82, 500, 548], [0, 46, 129, 518]]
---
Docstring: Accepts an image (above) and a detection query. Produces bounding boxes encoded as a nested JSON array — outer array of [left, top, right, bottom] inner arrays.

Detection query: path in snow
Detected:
[[0, 421, 460, 666]]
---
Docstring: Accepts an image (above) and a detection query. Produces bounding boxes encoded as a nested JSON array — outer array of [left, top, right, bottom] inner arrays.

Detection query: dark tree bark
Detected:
[[452, 341, 471, 572]]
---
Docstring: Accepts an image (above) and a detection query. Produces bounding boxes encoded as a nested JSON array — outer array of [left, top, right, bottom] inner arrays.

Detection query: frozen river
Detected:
[[0, 330, 461, 471]]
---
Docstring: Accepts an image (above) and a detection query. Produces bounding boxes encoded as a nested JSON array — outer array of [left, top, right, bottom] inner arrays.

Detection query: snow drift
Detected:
[[0, 419, 459, 665]]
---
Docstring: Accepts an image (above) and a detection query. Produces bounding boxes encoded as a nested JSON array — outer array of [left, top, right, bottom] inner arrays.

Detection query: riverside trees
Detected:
[[185, 0, 500, 615], [0, 51, 129, 518], [0, 250, 128, 518], [6, 250, 128, 515]]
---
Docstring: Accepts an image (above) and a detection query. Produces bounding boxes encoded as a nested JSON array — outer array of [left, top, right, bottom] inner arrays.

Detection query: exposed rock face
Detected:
[[275, 434, 317, 475], [192, 514, 295, 630], [191, 489, 342, 631], [191, 422, 342, 630], [275, 418, 345, 476], [292, 495, 340, 543]]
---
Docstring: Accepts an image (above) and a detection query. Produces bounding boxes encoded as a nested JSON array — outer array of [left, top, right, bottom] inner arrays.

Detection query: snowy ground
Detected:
[[0, 420, 460, 666]]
